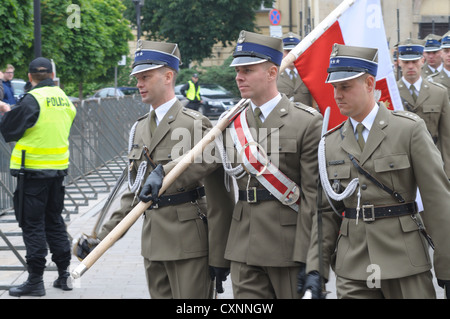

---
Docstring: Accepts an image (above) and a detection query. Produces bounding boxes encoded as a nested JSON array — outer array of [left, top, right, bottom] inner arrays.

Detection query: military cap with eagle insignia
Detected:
[[130, 39, 182, 76], [230, 30, 283, 67], [325, 43, 378, 83]]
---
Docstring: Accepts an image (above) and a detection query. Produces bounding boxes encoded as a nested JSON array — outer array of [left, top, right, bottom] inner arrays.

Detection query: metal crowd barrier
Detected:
[[0, 95, 147, 283], [0, 95, 147, 215]]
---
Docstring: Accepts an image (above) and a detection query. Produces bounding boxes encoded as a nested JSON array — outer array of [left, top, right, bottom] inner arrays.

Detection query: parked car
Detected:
[[88, 87, 139, 99], [175, 83, 239, 118], [11, 79, 27, 101]]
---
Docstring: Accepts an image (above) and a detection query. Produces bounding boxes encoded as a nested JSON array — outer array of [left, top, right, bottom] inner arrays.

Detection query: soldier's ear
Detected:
[[267, 64, 279, 81], [163, 68, 174, 84], [365, 74, 376, 92]]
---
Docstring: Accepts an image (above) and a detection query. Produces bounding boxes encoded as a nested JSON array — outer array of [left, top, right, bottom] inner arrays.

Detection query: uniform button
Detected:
[[361, 184, 367, 190]]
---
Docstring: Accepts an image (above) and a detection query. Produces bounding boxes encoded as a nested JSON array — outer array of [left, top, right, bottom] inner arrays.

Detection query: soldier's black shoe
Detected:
[[53, 271, 73, 291], [9, 273, 45, 297]]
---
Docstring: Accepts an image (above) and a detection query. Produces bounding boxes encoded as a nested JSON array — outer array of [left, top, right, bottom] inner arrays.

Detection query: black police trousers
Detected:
[[13, 176, 71, 275]]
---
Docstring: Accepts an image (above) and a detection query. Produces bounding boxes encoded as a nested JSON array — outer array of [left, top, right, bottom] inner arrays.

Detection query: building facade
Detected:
[[201, 0, 450, 67]]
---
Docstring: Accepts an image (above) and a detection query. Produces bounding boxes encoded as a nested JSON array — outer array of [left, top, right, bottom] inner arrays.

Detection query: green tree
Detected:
[[123, 0, 273, 66], [0, 0, 34, 76], [0, 0, 133, 98], [41, 0, 133, 98]]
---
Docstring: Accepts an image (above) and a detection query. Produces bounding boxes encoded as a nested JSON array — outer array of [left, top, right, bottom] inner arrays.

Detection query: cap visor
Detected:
[[130, 64, 163, 76], [326, 71, 365, 83], [424, 47, 441, 52], [283, 45, 296, 50], [398, 55, 422, 61], [230, 56, 267, 67]]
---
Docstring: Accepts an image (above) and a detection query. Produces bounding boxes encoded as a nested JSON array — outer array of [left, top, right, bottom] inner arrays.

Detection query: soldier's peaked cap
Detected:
[[396, 38, 424, 61], [441, 31, 450, 49], [131, 40, 182, 76], [423, 34, 441, 52], [326, 44, 378, 83], [230, 30, 283, 67], [282, 32, 301, 50]]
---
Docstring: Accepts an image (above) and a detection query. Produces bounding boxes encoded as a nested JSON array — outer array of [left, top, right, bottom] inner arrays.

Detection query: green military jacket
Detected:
[[307, 105, 450, 281], [397, 78, 450, 178], [223, 94, 323, 267], [421, 62, 441, 78], [428, 69, 450, 99], [277, 70, 313, 107], [99, 100, 234, 266]]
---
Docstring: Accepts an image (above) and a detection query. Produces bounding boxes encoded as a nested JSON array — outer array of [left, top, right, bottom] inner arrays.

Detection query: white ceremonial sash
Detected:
[[229, 109, 300, 212]]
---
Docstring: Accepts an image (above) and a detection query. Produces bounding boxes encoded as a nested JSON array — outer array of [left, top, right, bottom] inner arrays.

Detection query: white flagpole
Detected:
[[280, 0, 357, 72]]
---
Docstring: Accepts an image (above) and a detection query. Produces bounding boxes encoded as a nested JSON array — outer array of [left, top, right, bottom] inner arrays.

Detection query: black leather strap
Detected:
[[150, 186, 205, 209], [339, 125, 405, 204], [344, 202, 417, 220], [348, 154, 405, 203], [238, 189, 276, 203]]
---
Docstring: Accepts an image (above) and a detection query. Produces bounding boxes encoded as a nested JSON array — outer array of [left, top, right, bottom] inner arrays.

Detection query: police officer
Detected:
[[422, 34, 443, 78], [89, 40, 233, 299], [277, 32, 313, 107], [220, 30, 323, 299], [180, 73, 203, 111], [396, 39, 450, 178], [304, 43, 450, 299], [0, 57, 76, 297], [428, 31, 450, 98]]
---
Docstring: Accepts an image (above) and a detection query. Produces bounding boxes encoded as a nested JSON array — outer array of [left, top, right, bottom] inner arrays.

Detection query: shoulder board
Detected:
[[136, 112, 149, 122], [181, 107, 202, 119], [293, 102, 319, 115], [428, 80, 447, 90], [324, 121, 345, 136], [392, 110, 421, 121], [428, 72, 439, 80]]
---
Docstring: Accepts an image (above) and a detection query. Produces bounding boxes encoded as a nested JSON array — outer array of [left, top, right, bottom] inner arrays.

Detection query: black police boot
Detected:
[[9, 273, 45, 297], [53, 269, 73, 291]]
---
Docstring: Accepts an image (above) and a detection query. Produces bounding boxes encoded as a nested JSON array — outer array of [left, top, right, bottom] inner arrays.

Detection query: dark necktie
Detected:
[[356, 123, 365, 151], [253, 107, 263, 128], [410, 84, 417, 102], [150, 110, 157, 135], [292, 71, 297, 86]]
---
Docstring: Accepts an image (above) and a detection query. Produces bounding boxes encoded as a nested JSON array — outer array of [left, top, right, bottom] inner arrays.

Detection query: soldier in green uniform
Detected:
[[396, 39, 450, 178], [79, 40, 234, 298], [428, 31, 450, 98], [303, 43, 450, 299], [276, 32, 313, 107], [219, 30, 323, 299], [421, 34, 443, 78]]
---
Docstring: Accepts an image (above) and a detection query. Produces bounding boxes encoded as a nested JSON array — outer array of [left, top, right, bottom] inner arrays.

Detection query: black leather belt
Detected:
[[344, 202, 417, 222], [238, 188, 276, 203], [150, 186, 205, 209]]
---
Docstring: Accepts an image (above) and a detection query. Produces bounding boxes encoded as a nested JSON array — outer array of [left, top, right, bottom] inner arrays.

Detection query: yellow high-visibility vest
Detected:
[[185, 80, 201, 101], [10, 86, 76, 170]]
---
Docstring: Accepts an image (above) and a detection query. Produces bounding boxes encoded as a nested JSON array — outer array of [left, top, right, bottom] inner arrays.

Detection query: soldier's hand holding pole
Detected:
[[139, 164, 165, 204]]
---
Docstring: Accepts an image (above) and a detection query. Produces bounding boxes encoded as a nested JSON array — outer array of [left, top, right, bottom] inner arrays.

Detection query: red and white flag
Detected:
[[294, 0, 402, 129]]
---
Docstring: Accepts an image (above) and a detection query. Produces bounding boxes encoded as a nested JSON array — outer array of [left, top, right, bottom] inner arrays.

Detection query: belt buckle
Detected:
[[247, 187, 257, 203], [150, 202, 159, 209], [362, 204, 375, 222]]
